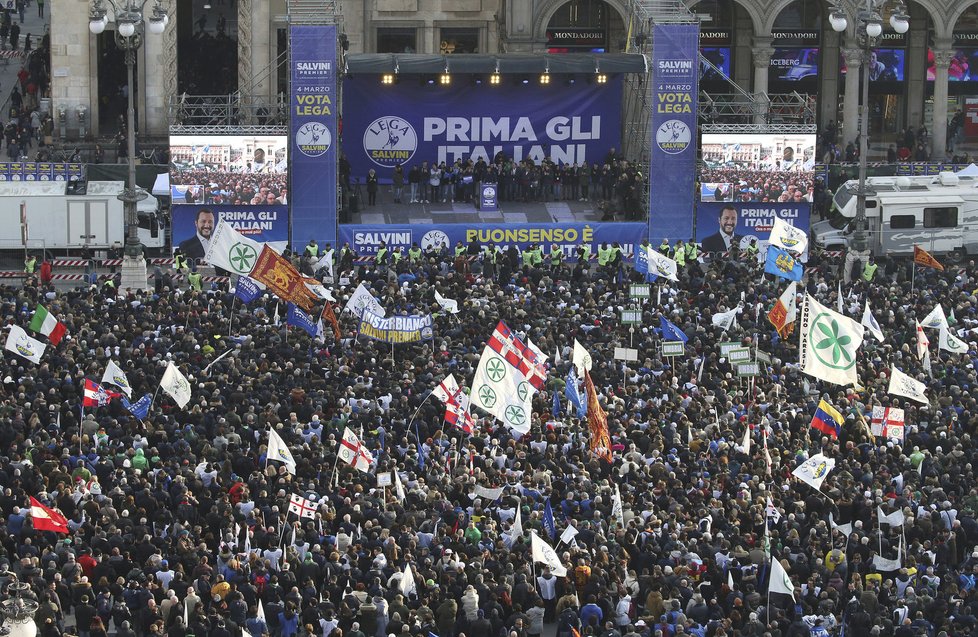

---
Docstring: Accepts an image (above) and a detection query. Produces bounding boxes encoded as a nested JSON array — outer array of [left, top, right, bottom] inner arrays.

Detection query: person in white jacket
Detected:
[[461, 585, 480, 622], [615, 593, 633, 627]]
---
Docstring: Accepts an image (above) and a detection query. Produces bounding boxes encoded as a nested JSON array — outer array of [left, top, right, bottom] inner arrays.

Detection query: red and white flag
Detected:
[[871, 406, 905, 441], [83, 379, 121, 408], [432, 374, 462, 404], [338, 427, 373, 473], [445, 388, 475, 435], [288, 493, 318, 519], [29, 496, 69, 533]]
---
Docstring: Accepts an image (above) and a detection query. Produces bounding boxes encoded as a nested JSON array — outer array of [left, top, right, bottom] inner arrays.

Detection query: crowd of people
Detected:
[[2, 236, 978, 637], [699, 168, 814, 204]]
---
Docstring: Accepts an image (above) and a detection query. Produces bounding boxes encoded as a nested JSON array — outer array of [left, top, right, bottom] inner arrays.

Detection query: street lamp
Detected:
[[830, 0, 908, 269], [89, 0, 169, 291]]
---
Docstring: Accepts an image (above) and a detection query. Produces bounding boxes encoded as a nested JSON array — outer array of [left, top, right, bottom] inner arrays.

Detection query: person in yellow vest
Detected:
[[304, 239, 319, 259], [532, 244, 545, 267], [408, 242, 423, 264], [173, 248, 189, 275], [745, 238, 759, 261], [658, 238, 671, 257], [375, 241, 389, 267], [674, 240, 686, 268], [391, 247, 403, 264], [24, 254, 36, 275], [188, 266, 203, 292], [522, 243, 536, 269], [862, 257, 878, 282], [597, 243, 611, 267], [686, 238, 698, 264], [454, 241, 467, 258], [550, 243, 563, 272]]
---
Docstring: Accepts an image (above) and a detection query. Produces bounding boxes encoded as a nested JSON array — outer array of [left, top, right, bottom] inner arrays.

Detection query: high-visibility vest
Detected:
[[746, 243, 758, 258], [862, 262, 878, 282], [659, 241, 670, 256], [455, 244, 466, 257], [392, 250, 402, 263], [174, 254, 188, 272], [675, 248, 686, 267], [375, 248, 388, 265], [188, 272, 203, 291], [24, 257, 36, 273], [598, 247, 611, 266], [686, 243, 698, 261], [306, 244, 319, 257], [409, 248, 422, 263], [551, 246, 563, 266]]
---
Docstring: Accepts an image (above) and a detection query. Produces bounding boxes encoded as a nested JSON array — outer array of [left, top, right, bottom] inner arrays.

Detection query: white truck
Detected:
[[815, 171, 978, 259], [0, 180, 165, 255]]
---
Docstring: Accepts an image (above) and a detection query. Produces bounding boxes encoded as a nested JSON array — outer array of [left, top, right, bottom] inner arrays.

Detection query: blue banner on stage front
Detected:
[[339, 222, 648, 260], [342, 76, 622, 183], [290, 25, 339, 246], [649, 23, 699, 244]]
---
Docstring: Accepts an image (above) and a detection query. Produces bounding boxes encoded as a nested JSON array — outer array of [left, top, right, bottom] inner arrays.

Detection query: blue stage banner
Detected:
[[358, 309, 434, 343], [649, 23, 699, 244], [171, 204, 290, 257], [342, 76, 622, 183], [290, 25, 339, 246], [695, 202, 810, 256], [339, 222, 648, 259]]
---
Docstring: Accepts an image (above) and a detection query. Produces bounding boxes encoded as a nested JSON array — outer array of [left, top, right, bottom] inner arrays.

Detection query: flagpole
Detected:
[[911, 262, 916, 295], [228, 295, 236, 338], [78, 403, 84, 455]]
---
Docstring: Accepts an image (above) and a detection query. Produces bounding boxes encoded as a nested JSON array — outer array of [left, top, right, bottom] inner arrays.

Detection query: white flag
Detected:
[[204, 220, 265, 275], [612, 483, 625, 528], [829, 512, 853, 538], [338, 427, 373, 473], [939, 326, 969, 355], [257, 598, 266, 621], [530, 531, 567, 577], [267, 428, 297, 474], [769, 558, 796, 597], [837, 281, 843, 314], [766, 496, 781, 524], [315, 248, 335, 280], [559, 524, 579, 545], [799, 295, 864, 386], [471, 345, 533, 435], [4, 325, 46, 364], [916, 321, 930, 360], [791, 453, 835, 491], [434, 290, 459, 314], [399, 563, 417, 596], [888, 366, 928, 404], [505, 506, 523, 549], [877, 507, 905, 527], [573, 339, 593, 375], [872, 537, 903, 572], [920, 305, 949, 330], [861, 301, 884, 342], [646, 246, 679, 282], [526, 338, 549, 363], [712, 306, 741, 332], [769, 217, 809, 254], [740, 423, 751, 455], [101, 360, 133, 398], [344, 282, 386, 317], [160, 362, 192, 408], [394, 470, 406, 502]]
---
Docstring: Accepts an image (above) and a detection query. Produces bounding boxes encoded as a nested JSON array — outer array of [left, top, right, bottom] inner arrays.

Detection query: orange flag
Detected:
[[583, 370, 612, 463], [250, 246, 318, 311], [913, 245, 944, 271], [322, 302, 342, 340]]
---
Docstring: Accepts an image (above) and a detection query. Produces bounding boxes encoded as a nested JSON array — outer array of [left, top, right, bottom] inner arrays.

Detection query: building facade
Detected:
[[48, 0, 978, 159]]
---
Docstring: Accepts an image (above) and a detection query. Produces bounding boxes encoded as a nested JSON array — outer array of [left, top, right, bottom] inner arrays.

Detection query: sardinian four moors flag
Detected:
[[288, 493, 318, 519], [471, 321, 547, 435], [799, 294, 864, 386], [338, 427, 373, 473]]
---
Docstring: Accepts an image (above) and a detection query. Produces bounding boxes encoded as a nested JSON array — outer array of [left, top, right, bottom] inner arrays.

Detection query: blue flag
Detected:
[[417, 441, 426, 470], [764, 246, 804, 282], [633, 244, 657, 282], [565, 368, 586, 419], [659, 316, 689, 343], [122, 393, 152, 420], [235, 276, 262, 303], [287, 303, 318, 337], [543, 499, 557, 539], [552, 390, 561, 418]]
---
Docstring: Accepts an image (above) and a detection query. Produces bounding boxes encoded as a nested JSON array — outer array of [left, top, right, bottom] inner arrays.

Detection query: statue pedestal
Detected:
[[0, 582, 38, 637]]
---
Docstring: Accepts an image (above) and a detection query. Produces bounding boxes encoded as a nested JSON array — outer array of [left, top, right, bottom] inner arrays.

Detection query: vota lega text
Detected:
[[422, 115, 604, 165]]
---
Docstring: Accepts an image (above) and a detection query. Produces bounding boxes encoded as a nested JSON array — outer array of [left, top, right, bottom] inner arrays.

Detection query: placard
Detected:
[[620, 309, 642, 325], [662, 341, 685, 356], [737, 362, 760, 376], [376, 472, 392, 487], [614, 347, 639, 361], [728, 348, 751, 363], [719, 341, 741, 356], [630, 284, 651, 299]]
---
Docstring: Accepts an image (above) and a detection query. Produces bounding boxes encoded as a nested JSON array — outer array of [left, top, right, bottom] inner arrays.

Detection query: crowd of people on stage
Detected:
[[2, 234, 978, 637]]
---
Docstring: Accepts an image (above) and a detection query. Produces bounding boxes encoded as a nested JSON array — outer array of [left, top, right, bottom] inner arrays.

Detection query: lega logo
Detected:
[[421, 230, 450, 252], [363, 116, 418, 168]]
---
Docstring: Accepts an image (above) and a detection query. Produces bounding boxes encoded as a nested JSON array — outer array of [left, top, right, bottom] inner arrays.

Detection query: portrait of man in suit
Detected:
[[701, 205, 743, 253], [178, 207, 216, 260]]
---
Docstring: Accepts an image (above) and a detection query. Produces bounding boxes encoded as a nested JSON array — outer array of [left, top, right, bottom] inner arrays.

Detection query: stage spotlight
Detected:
[[440, 73, 451, 85], [490, 73, 501, 85], [381, 74, 395, 85], [596, 73, 608, 84], [565, 77, 577, 86], [540, 73, 551, 84]]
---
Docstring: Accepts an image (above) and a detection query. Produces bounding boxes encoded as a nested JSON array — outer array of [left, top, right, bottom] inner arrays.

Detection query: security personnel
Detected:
[[550, 243, 563, 270], [686, 238, 698, 263], [745, 238, 759, 260], [339, 242, 355, 271], [391, 247, 403, 264], [597, 243, 611, 267], [483, 242, 499, 279], [522, 243, 536, 269], [454, 241, 467, 258], [531, 243, 545, 267], [173, 248, 189, 274], [188, 266, 203, 291], [375, 241, 389, 267], [304, 239, 319, 258], [576, 243, 591, 265], [862, 257, 878, 282], [659, 238, 671, 257], [408, 242, 423, 264], [674, 239, 686, 268], [23, 254, 36, 274]]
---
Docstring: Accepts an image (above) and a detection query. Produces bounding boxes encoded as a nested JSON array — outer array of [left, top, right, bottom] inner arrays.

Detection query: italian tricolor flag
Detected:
[[28, 304, 66, 345]]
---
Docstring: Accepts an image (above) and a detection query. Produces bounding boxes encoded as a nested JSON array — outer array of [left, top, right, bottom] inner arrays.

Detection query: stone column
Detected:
[[50, 0, 94, 138], [143, 7, 177, 136], [503, 0, 534, 52], [752, 44, 774, 126], [841, 47, 863, 145], [931, 48, 952, 160]]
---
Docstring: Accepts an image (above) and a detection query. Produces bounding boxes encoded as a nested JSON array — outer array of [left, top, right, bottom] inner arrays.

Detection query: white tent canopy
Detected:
[[152, 173, 170, 196], [955, 163, 978, 176]]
